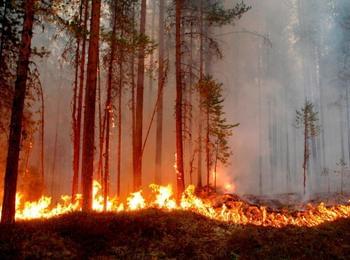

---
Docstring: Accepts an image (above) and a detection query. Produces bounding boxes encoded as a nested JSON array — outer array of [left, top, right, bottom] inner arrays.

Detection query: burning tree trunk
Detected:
[[1, 0, 36, 224], [81, 0, 101, 211], [175, 0, 185, 198], [155, 0, 165, 185], [134, 0, 147, 191]]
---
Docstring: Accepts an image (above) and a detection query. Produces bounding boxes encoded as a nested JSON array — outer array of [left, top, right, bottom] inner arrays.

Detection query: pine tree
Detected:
[[295, 100, 320, 194], [81, 0, 101, 211], [197, 75, 238, 193], [1, 0, 36, 224]]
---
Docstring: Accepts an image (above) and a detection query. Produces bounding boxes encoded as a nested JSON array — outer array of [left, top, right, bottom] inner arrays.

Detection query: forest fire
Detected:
[[1, 180, 349, 228]]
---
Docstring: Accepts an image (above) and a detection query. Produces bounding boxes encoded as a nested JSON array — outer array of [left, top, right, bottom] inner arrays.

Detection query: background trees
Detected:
[[10, 0, 350, 221]]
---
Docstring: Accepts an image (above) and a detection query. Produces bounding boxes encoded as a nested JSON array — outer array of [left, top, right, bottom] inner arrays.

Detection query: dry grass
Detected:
[[0, 209, 349, 259]]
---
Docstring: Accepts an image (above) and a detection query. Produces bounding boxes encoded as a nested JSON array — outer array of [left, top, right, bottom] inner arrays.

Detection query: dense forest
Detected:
[[1, 0, 350, 224]]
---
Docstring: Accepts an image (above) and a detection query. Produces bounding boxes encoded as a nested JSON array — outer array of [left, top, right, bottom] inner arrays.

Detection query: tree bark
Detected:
[[155, 0, 165, 185], [175, 0, 185, 199], [134, 0, 147, 191], [72, 0, 89, 198], [197, 0, 204, 189], [81, 0, 101, 211], [117, 55, 123, 198], [39, 83, 45, 183], [72, 0, 82, 197], [1, 0, 36, 224], [303, 112, 308, 195]]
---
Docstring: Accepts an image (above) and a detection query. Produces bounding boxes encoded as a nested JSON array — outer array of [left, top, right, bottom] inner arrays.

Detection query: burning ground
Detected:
[[1, 182, 350, 258], [3, 181, 350, 227], [0, 210, 350, 259]]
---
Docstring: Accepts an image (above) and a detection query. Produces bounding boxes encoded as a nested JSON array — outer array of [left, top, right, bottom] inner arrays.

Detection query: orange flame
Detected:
[[1, 181, 350, 227]]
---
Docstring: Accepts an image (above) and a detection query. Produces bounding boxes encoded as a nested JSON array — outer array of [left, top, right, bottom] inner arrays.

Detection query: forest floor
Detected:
[[0, 209, 349, 259]]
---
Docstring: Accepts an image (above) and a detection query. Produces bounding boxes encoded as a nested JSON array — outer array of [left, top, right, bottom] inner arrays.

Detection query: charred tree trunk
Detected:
[[72, 0, 82, 197], [1, 0, 35, 224], [175, 0, 185, 199], [72, 0, 89, 198], [130, 4, 136, 191], [117, 55, 123, 198], [103, 29, 115, 208], [188, 21, 194, 185], [97, 62, 104, 184], [155, 0, 165, 185], [104, 0, 118, 204], [197, 0, 204, 189], [81, 0, 101, 211], [39, 84, 45, 183], [205, 96, 210, 194], [134, 0, 147, 191]]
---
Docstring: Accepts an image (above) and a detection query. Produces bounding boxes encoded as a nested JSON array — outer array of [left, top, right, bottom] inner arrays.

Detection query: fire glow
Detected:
[[1, 180, 350, 228]]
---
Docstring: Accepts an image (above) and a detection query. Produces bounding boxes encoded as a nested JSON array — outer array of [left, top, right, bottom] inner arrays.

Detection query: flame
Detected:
[[127, 191, 146, 211], [1, 180, 350, 227]]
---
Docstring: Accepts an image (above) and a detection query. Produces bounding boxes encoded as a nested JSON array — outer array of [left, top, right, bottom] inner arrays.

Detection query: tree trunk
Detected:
[[0, 0, 9, 64], [72, 0, 89, 198], [175, 0, 185, 199], [72, 0, 82, 197], [131, 3, 136, 191], [97, 61, 104, 184], [51, 89, 61, 196], [188, 21, 194, 185], [134, 0, 147, 191], [197, 0, 204, 189], [39, 84, 45, 183], [303, 114, 308, 195], [104, 44, 114, 208], [81, 0, 101, 211], [205, 100, 210, 193], [155, 0, 165, 185], [117, 56, 123, 198], [1, 0, 35, 224]]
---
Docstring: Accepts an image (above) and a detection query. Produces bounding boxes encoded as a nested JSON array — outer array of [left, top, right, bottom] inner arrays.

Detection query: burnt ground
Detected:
[[0, 209, 349, 259]]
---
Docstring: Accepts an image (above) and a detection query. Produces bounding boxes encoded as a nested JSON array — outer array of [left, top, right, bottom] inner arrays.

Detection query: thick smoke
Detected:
[[23, 0, 350, 199]]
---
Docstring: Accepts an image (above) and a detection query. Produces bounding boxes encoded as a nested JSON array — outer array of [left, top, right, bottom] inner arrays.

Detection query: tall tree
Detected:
[[175, 0, 185, 198], [103, 0, 118, 208], [155, 0, 165, 185], [295, 100, 320, 194], [198, 76, 238, 193], [81, 0, 101, 211], [1, 0, 36, 224], [72, 0, 89, 198], [134, 0, 147, 191]]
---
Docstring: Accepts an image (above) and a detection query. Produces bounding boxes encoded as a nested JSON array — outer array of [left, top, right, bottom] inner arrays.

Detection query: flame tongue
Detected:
[[1, 180, 350, 227]]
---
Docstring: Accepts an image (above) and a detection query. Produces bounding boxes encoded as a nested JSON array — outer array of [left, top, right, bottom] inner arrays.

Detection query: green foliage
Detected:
[[0, 1, 44, 173], [295, 100, 320, 138], [197, 75, 239, 166], [205, 1, 251, 26]]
